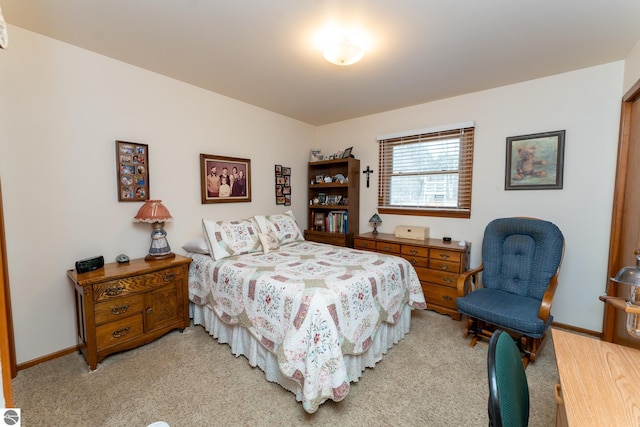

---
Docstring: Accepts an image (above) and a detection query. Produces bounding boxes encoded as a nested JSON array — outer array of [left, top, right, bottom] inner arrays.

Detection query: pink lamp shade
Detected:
[[133, 200, 173, 223], [133, 200, 175, 261]]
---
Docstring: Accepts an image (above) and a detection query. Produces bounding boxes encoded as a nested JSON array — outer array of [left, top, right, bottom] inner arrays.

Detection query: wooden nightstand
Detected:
[[67, 255, 192, 370], [354, 233, 470, 320]]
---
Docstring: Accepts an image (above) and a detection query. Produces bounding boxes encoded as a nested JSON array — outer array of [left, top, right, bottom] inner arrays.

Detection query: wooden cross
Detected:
[[363, 166, 374, 188]]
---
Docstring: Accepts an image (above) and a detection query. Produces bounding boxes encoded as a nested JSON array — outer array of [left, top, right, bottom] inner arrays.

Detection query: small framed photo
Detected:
[[342, 146, 353, 159], [314, 212, 325, 231], [200, 154, 251, 203], [505, 130, 565, 190], [116, 140, 149, 202], [310, 149, 322, 162]]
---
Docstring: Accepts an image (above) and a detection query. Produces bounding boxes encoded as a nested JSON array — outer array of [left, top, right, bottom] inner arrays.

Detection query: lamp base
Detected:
[[145, 252, 175, 261], [372, 225, 378, 235]]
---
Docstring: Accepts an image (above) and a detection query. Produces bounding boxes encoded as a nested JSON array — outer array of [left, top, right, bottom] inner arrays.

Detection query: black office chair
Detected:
[[487, 330, 530, 427]]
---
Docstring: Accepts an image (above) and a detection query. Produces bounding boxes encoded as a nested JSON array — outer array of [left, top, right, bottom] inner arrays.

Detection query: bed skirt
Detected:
[[190, 302, 413, 406]]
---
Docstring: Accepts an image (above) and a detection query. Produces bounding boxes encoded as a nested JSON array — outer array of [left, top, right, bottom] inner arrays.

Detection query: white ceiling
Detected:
[[3, 1, 640, 126]]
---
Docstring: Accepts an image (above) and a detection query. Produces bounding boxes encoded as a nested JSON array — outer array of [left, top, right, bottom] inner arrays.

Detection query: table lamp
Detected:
[[369, 213, 382, 235], [601, 250, 640, 338], [133, 200, 175, 261]]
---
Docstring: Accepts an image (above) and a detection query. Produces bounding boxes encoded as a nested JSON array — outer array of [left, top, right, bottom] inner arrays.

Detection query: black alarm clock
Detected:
[[75, 255, 104, 273]]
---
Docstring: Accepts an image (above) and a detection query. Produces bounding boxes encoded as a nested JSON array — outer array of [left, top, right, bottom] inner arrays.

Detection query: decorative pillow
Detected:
[[255, 210, 304, 245], [202, 217, 262, 261], [258, 231, 280, 254], [181, 237, 210, 255]]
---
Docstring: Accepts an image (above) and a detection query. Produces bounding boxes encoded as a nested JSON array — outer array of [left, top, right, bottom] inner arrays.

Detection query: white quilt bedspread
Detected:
[[188, 240, 426, 412]]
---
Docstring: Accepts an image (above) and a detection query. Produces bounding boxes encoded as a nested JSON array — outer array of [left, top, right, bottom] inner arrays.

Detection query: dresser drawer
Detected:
[[402, 254, 429, 268], [415, 267, 459, 288], [93, 266, 185, 302], [428, 259, 462, 273], [94, 294, 144, 325], [354, 238, 375, 251], [430, 248, 462, 263], [96, 313, 144, 349], [401, 245, 429, 258], [422, 284, 458, 310], [376, 241, 401, 254]]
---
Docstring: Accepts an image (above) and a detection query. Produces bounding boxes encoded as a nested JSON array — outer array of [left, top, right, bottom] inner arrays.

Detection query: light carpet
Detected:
[[12, 309, 559, 426]]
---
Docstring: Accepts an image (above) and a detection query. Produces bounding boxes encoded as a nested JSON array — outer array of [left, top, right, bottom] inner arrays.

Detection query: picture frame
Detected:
[[314, 212, 325, 231], [310, 149, 322, 162], [342, 146, 353, 159], [505, 130, 565, 190], [200, 154, 251, 203], [116, 140, 149, 202], [275, 164, 291, 205]]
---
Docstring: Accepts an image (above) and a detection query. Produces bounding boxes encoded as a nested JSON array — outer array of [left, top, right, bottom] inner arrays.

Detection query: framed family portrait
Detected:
[[505, 130, 565, 190], [200, 154, 251, 204], [116, 140, 149, 202]]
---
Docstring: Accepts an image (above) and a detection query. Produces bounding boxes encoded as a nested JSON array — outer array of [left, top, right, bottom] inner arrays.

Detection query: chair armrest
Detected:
[[538, 273, 559, 322], [538, 242, 564, 322], [457, 264, 484, 297]]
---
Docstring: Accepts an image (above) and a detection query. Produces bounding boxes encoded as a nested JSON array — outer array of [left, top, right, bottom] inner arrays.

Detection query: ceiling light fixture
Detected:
[[323, 36, 364, 66], [318, 27, 370, 67]]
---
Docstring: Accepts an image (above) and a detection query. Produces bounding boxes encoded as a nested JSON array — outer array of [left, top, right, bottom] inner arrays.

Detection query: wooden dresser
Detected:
[[67, 255, 192, 370], [354, 233, 470, 320]]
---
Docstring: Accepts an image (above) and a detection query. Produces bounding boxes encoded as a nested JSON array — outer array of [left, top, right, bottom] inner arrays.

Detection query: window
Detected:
[[377, 122, 475, 218]]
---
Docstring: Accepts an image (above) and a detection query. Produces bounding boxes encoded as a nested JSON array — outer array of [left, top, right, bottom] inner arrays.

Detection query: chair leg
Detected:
[[519, 333, 546, 363]]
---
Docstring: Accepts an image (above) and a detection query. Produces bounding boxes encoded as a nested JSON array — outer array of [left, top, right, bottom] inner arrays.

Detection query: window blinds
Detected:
[[377, 124, 475, 218]]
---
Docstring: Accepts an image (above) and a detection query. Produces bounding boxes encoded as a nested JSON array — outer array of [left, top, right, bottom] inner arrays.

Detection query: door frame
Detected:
[[604, 78, 640, 341]]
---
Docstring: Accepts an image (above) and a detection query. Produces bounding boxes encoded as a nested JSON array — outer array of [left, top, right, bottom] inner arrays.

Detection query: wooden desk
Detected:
[[552, 328, 640, 426]]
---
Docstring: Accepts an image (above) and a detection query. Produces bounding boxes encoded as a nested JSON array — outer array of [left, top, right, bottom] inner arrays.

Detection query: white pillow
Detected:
[[181, 237, 210, 255], [258, 231, 280, 254], [202, 217, 262, 261], [255, 210, 304, 245]]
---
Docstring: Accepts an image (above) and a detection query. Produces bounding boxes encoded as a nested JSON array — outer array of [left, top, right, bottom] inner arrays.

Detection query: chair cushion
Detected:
[[482, 218, 564, 301], [457, 288, 552, 337]]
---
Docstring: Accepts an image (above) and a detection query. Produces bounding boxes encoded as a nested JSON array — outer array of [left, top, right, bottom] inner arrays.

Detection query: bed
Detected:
[[185, 211, 426, 413]]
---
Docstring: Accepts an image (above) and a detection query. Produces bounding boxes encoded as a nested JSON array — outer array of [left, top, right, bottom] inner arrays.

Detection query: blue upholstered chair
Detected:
[[488, 330, 530, 427], [456, 217, 564, 364]]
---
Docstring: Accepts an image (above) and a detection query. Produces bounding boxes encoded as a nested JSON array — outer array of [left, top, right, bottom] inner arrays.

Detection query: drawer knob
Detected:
[[111, 304, 130, 315], [439, 264, 450, 271], [443, 277, 453, 284], [163, 273, 176, 282], [410, 249, 418, 255], [383, 245, 391, 251], [105, 286, 125, 296], [443, 295, 453, 301], [439, 254, 450, 259], [146, 307, 153, 314], [410, 259, 417, 265], [112, 326, 130, 338]]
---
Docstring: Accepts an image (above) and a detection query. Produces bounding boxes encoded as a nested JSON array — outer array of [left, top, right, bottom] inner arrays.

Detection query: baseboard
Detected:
[[17, 345, 78, 372], [551, 321, 601, 338]]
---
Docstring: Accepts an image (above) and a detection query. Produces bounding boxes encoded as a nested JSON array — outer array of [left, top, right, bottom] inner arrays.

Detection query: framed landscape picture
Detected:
[[505, 130, 565, 190], [200, 154, 251, 203]]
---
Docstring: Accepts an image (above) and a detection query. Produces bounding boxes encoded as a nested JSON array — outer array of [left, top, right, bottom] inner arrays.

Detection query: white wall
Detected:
[[316, 62, 625, 332], [0, 26, 314, 364]]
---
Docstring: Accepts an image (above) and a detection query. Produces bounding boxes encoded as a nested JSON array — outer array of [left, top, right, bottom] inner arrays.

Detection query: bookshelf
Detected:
[[304, 157, 360, 247]]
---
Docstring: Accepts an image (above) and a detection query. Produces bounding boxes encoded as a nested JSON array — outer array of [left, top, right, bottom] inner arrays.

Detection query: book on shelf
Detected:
[[325, 210, 348, 233]]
